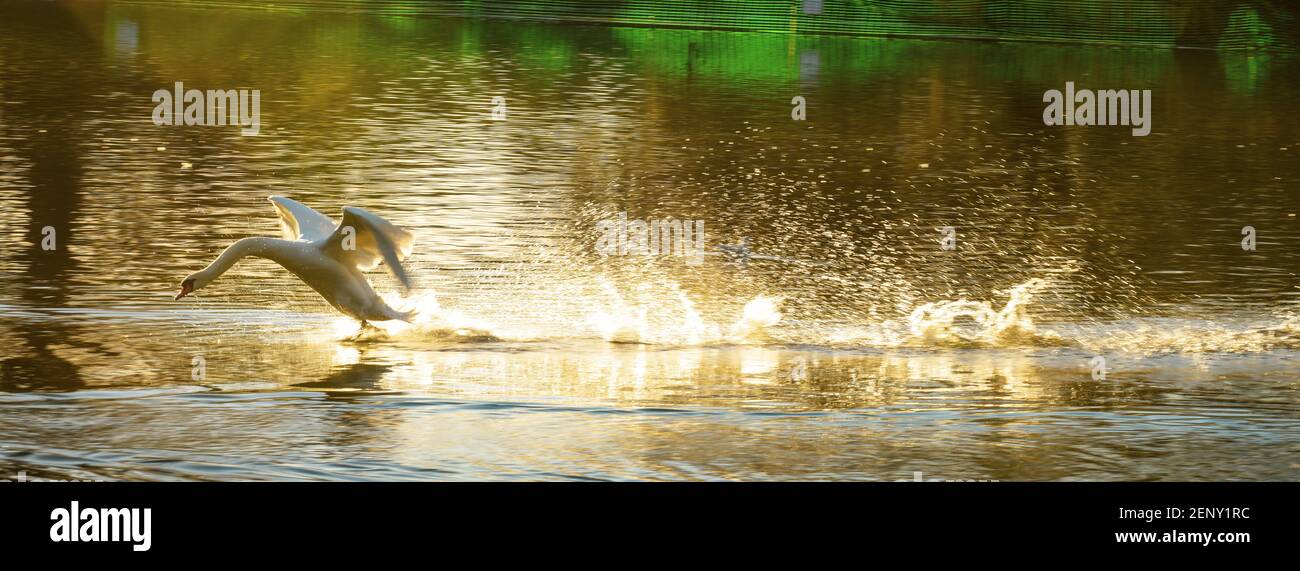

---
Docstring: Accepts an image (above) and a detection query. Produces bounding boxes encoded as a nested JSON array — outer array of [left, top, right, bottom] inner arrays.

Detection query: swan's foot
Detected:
[[347, 320, 380, 342]]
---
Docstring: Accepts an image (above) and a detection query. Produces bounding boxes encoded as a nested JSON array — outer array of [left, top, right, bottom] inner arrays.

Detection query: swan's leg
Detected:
[[347, 320, 372, 342]]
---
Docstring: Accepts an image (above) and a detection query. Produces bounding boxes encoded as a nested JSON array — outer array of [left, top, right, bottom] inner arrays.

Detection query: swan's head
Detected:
[[174, 273, 206, 300]]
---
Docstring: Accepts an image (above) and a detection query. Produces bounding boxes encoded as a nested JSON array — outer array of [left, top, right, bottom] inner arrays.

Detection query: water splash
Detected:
[[905, 278, 1065, 348], [315, 258, 1294, 354], [587, 280, 647, 344], [828, 277, 1064, 349], [587, 278, 782, 345], [826, 274, 1300, 354], [332, 291, 499, 342], [728, 295, 783, 342], [326, 273, 1300, 356]]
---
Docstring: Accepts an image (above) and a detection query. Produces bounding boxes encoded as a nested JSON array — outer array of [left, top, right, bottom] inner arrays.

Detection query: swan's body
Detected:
[[175, 196, 416, 324]]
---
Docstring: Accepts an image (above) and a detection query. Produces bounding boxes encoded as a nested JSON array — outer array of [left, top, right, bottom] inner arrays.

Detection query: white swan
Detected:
[[175, 196, 416, 327]]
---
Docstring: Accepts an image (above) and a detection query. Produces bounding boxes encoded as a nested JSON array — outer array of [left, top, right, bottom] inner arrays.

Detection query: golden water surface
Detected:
[[0, 2, 1298, 480]]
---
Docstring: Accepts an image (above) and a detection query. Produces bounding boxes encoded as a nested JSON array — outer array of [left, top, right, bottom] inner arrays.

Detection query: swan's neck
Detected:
[[197, 237, 296, 283]]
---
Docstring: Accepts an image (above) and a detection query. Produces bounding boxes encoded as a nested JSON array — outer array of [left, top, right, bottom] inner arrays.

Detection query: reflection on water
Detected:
[[0, 1, 1298, 481]]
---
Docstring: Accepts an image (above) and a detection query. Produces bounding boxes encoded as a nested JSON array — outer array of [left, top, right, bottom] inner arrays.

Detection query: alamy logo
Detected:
[[1090, 356, 1107, 381], [939, 226, 957, 251], [152, 81, 260, 135], [50, 501, 151, 552], [791, 96, 807, 121], [1043, 82, 1151, 136], [40, 226, 57, 251], [595, 212, 705, 265], [491, 96, 507, 121]]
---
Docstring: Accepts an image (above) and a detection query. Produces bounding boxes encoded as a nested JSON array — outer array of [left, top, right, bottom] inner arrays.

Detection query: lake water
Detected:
[[1, 1, 1298, 481]]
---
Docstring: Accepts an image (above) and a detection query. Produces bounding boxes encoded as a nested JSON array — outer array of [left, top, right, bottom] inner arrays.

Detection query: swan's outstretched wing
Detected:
[[321, 206, 414, 290], [268, 195, 337, 242]]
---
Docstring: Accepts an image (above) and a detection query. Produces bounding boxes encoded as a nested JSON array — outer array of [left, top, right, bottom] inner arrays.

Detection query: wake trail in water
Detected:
[[345, 268, 1298, 355], [1075, 314, 1300, 355], [829, 272, 1300, 354]]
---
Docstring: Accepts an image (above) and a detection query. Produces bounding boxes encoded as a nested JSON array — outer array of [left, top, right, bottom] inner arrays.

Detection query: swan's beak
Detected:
[[175, 282, 194, 301]]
